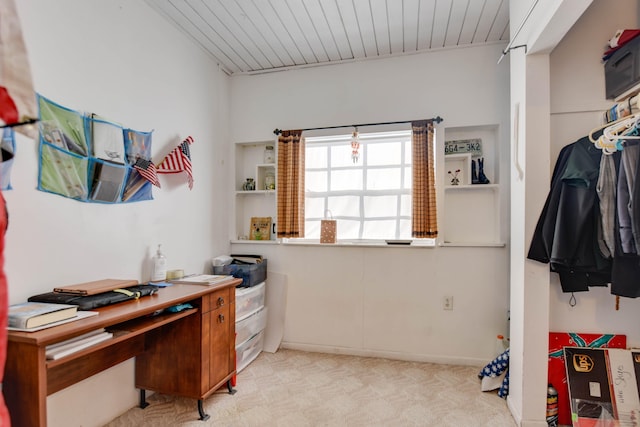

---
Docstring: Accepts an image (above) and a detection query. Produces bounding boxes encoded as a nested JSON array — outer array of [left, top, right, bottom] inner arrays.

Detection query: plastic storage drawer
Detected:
[[236, 330, 264, 373], [235, 281, 265, 321], [236, 306, 267, 346]]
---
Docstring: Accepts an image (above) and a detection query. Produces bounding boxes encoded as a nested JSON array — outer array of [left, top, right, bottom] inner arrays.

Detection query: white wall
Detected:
[[14, 1, 228, 426], [230, 45, 512, 365]]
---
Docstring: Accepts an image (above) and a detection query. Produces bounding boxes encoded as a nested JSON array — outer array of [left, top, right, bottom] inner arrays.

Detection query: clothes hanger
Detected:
[[588, 112, 640, 144], [591, 113, 640, 154], [589, 115, 629, 143]]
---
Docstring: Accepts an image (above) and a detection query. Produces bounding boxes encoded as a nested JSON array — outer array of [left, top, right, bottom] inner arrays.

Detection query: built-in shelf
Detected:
[[442, 125, 502, 246], [234, 141, 277, 241], [236, 190, 276, 195], [444, 184, 500, 191], [231, 239, 278, 244]]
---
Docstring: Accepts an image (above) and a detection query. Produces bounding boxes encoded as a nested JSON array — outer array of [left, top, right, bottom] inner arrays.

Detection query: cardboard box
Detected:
[[564, 347, 640, 427], [549, 332, 627, 426]]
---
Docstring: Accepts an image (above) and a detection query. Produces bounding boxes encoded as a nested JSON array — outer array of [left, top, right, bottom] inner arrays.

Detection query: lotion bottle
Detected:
[[151, 244, 167, 282]]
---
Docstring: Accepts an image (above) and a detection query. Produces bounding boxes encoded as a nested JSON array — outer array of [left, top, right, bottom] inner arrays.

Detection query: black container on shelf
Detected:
[[214, 259, 267, 288], [605, 35, 640, 100]]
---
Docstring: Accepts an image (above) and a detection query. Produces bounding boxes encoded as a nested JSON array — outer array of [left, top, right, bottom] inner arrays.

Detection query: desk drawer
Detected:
[[202, 287, 234, 314]]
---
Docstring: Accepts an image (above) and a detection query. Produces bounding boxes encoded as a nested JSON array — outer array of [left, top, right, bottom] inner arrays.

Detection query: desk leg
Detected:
[[139, 389, 149, 409], [226, 379, 236, 395], [197, 399, 210, 421], [5, 341, 47, 427]]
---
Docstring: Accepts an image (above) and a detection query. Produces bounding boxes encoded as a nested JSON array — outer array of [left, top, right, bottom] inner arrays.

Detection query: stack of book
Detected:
[[170, 274, 236, 286], [45, 329, 113, 360], [8, 301, 97, 332]]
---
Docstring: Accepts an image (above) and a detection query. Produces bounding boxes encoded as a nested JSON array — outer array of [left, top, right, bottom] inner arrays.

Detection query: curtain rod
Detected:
[[0, 118, 38, 129], [497, 0, 540, 64], [273, 116, 443, 135]]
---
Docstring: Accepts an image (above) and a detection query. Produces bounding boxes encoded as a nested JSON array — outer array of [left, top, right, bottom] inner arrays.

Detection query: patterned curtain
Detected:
[[412, 120, 438, 238], [277, 130, 305, 238]]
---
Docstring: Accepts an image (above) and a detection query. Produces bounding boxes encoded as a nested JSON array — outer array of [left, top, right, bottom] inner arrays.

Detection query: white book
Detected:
[[46, 331, 113, 360], [46, 328, 106, 351], [8, 302, 78, 329], [7, 310, 99, 332]]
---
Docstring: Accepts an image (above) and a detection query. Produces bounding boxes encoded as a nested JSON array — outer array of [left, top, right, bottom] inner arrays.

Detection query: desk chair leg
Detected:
[[197, 399, 210, 421], [227, 379, 237, 394], [139, 389, 149, 409]]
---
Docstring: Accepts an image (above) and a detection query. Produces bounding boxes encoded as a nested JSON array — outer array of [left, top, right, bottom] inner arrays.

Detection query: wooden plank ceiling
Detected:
[[145, 0, 509, 75]]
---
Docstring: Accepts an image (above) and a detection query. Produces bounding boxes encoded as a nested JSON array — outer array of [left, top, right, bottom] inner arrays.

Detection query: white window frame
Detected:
[[299, 129, 432, 244]]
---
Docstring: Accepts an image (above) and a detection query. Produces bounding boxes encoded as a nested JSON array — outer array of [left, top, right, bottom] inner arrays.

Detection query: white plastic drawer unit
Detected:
[[236, 330, 264, 373], [236, 306, 267, 346], [235, 281, 265, 321]]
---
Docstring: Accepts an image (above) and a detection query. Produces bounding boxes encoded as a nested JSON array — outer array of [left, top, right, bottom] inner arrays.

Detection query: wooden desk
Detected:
[[4, 280, 240, 427]]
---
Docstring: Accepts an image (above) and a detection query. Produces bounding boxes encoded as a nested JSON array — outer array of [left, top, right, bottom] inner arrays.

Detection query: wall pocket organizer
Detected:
[[37, 94, 154, 203]]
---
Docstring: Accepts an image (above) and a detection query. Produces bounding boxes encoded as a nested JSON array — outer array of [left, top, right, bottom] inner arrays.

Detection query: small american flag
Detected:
[[133, 157, 160, 188], [157, 135, 194, 189]]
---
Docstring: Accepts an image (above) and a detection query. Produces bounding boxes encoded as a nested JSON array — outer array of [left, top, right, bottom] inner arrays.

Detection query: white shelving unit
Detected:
[[441, 125, 502, 246], [234, 141, 277, 241]]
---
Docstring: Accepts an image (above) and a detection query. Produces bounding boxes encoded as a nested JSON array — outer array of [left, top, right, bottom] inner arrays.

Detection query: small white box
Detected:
[[236, 306, 267, 346], [235, 281, 266, 321]]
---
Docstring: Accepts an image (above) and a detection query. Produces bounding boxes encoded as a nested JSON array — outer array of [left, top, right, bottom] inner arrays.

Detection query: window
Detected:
[[304, 130, 417, 240]]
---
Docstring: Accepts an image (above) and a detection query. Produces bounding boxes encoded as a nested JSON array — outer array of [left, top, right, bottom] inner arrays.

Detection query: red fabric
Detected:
[[0, 194, 9, 426], [0, 87, 18, 125], [604, 29, 640, 57]]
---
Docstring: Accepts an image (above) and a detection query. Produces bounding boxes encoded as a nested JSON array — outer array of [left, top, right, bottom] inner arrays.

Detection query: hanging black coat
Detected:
[[527, 135, 612, 292]]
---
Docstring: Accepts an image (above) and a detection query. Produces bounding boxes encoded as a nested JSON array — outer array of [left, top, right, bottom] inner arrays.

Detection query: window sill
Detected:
[[230, 239, 436, 248], [439, 241, 506, 247]]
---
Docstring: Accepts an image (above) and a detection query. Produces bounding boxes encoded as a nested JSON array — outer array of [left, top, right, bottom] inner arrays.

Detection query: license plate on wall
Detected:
[[444, 138, 482, 156]]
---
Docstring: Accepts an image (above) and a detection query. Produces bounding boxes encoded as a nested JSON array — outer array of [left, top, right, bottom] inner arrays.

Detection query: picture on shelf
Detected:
[[444, 153, 471, 186], [250, 216, 272, 240]]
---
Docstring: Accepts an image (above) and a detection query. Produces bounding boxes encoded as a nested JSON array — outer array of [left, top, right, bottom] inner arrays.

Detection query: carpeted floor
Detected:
[[104, 349, 516, 427]]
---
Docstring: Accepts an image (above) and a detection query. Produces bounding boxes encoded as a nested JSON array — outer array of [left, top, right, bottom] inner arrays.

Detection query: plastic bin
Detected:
[[214, 259, 267, 287], [235, 281, 265, 322], [236, 306, 267, 346], [236, 330, 264, 373], [605, 35, 640, 99]]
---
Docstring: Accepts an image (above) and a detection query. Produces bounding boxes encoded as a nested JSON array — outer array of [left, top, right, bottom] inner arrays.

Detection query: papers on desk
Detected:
[[7, 310, 99, 332], [170, 274, 235, 286], [46, 328, 113, 360]]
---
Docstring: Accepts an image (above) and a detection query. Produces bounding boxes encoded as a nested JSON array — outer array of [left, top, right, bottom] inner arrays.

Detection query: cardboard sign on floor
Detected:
[[548, 332, 627, 426], [564, 347, 640, 427]]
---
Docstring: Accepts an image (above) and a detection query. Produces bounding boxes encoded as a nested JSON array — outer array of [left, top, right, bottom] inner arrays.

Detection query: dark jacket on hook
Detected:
[[528, 134, 612, 293]]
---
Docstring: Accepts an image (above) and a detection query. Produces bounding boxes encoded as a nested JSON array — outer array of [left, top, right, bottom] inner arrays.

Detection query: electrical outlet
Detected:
[[443, 296, 453, 310]]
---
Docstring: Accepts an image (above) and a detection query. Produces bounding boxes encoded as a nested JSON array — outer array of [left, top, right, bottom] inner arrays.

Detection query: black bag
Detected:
[[28, 285, 159, 310]]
